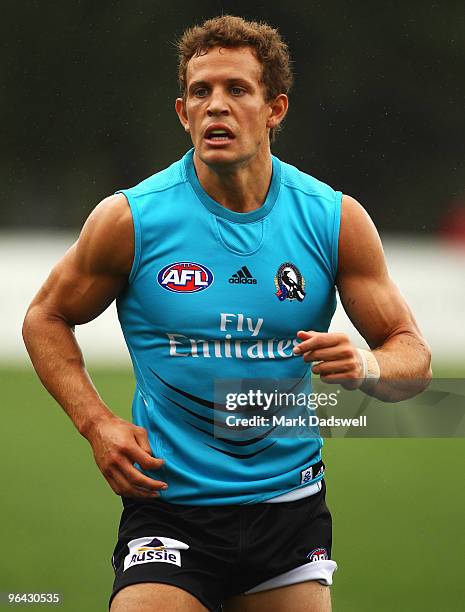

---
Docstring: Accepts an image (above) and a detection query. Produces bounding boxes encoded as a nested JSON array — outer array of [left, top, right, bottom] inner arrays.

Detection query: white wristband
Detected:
[[356, 348, 381, 389]]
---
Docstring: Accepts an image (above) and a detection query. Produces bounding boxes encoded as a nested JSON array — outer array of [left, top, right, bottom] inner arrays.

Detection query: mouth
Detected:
[[204, 124, 235, 145]]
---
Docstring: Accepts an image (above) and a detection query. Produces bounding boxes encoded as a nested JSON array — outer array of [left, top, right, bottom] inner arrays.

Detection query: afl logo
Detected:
[[157, 262, 214, 293], [307, 547, 329, 562]]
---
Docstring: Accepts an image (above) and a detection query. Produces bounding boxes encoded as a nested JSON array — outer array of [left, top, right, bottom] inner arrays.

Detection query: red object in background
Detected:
[[439, 200, 465, 247]]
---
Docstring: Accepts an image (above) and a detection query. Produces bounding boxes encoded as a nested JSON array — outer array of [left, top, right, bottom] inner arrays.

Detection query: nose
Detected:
[[207, 88, 229, 117]]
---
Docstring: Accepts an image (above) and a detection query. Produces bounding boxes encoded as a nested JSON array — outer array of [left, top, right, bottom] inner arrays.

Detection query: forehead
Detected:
[[186, 46, 263, 86]]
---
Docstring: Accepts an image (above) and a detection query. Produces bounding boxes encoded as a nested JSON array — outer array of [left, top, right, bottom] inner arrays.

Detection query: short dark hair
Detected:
[[177, 15, 293, 138]]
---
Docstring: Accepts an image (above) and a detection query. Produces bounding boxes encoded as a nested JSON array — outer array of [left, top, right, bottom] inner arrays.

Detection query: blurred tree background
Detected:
[[1, 0, 464, 232]]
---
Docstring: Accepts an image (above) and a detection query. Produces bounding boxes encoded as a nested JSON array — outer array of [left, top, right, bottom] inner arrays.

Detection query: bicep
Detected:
[[28, 194, 133, 325], [336, 195, 421, 348], [32, 246, 127, 325]]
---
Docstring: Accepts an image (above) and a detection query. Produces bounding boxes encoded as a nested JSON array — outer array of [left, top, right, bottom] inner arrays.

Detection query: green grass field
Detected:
[[1, 367, 464, 611]]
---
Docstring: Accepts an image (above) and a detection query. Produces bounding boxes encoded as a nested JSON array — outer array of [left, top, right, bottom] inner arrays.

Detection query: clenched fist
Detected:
[[293, 330, 364, 390]]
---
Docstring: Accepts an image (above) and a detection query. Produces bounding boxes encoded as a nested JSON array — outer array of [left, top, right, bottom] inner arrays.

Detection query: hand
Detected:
[[293, 330, 363, 390], [85, 414, 167, 499]]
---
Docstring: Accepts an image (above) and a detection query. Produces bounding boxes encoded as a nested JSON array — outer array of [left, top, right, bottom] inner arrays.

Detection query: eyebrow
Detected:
[[188, 77, 254, 92]]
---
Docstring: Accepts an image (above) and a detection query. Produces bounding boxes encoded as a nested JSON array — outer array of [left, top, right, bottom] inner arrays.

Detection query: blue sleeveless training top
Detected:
[[116, 148, 342, 505]]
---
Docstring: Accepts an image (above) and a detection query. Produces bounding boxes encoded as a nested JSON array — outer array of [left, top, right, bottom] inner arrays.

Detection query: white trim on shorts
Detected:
[[263, 480, 322, 503], [245, 560, 338, 594]]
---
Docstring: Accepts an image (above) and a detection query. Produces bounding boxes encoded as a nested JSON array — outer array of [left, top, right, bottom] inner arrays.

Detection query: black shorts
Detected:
[[110, 481, 334, 611]]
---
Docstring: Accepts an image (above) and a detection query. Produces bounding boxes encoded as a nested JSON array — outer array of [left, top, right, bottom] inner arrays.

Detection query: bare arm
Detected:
[[294, 195, 432, 400], [337, 195, 431, 380], [23, 194, 166, 497]]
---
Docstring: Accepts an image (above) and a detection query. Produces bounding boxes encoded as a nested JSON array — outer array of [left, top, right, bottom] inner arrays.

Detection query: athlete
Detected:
[[23, 15, 431, 612]]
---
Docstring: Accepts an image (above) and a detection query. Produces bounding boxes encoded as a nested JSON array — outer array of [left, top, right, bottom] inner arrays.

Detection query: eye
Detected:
[[194, 87, 208, 98], [231, 86, 245, 96]]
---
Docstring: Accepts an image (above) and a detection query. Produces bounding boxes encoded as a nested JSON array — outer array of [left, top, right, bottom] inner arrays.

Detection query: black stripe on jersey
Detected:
[[186, 419, 279, 446], [242, 266, 253, 278], [204, 441, 276, 459], [162, 393, 279, 444], [155, 369, 282, 416], [161, 393, 215, 425], [151, 369, 309, 418], [149, 370, 308, 458], [161, 394, 279, 457], [151, 369, 218, 410], [162, 393, 247, 432]]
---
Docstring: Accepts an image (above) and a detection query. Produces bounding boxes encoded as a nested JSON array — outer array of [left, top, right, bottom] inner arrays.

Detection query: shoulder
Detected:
[[120, 156, 187, 200], [279, 158, 339, 203], [76, 193, 134, 276], [339, 194, 381, 247], [84, 192, 132, 232], [338, 194, 386, 277]]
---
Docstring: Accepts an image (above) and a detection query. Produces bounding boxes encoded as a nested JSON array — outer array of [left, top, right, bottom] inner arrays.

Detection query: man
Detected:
[[23, 15, 431, 612]]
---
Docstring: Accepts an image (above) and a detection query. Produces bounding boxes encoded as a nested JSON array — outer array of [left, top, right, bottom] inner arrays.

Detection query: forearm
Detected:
[[368, 330, 432, 401], [22, 305, 114, 437]]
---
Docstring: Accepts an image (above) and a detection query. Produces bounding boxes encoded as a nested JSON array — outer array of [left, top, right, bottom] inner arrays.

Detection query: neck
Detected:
[[193, 149, 273, 213]]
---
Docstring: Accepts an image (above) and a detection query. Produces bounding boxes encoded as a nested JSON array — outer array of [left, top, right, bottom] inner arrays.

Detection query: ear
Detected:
[[175, 98, 190, 132], [266, 94, 289, 130]]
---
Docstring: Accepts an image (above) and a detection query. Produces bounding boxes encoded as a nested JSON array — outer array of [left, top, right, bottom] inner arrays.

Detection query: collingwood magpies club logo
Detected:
[[229, 265, 257, 285], [274, 262, 306, 302]]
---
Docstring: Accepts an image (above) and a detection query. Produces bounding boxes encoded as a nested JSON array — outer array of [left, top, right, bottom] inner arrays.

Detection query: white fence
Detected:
[[1, 232, 464, 364]]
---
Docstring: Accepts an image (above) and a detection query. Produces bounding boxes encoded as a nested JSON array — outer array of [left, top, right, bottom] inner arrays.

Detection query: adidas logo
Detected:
[[229, 266, 257, 285]]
